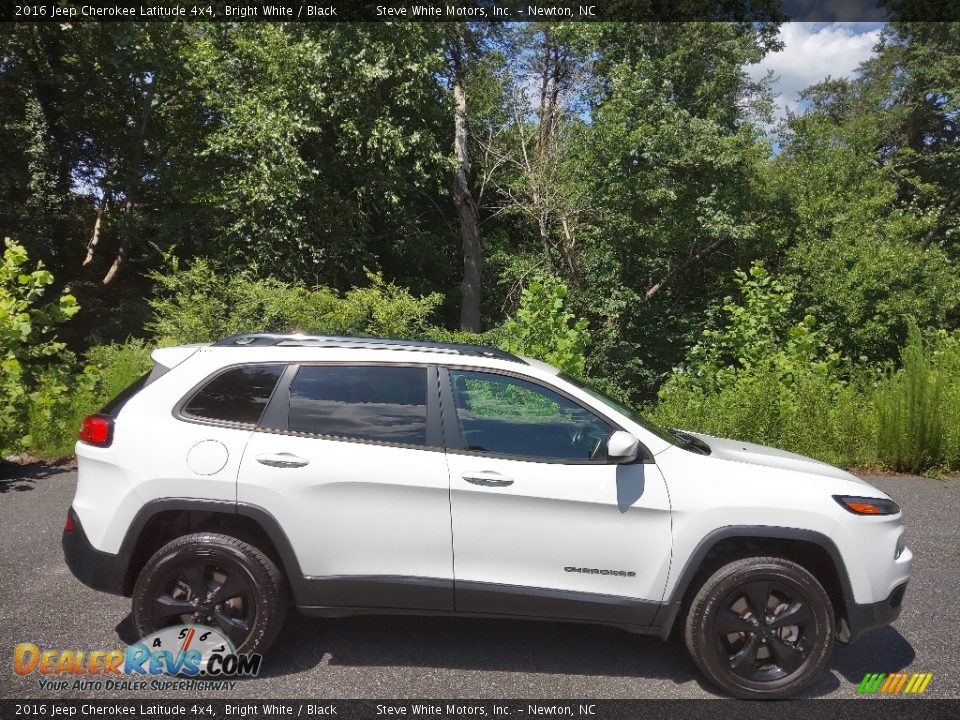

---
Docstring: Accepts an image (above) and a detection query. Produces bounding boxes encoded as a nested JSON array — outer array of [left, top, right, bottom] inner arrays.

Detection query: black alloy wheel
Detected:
[[685, 556, 835, 699], [713, 578, 813, 682], [132, 533, 287, 655]]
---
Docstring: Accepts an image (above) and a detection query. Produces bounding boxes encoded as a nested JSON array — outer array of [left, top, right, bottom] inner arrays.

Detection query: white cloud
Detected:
[[748, 23, 882, 123]]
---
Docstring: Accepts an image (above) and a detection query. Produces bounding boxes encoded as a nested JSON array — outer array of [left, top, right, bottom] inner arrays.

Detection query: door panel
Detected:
[[238, 433, 453, 608], [237, 363, 454, 611], [447, 457, 672, 606], [442, 369, 673, 621]]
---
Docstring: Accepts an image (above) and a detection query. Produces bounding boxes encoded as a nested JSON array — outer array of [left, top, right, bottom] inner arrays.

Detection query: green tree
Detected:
[[499, 274, 590, 376], [772, 22, 960, 362], [0, 239, 78, 452], [576, 22, 782, 397]]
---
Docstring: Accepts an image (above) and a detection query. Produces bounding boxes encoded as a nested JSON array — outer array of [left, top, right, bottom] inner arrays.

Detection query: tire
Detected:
[[684, 556, 835, 699], [132, 532, 287, 655]]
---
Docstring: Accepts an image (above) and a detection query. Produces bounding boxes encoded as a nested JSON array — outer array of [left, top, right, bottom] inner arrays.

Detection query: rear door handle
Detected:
[[461, 471, 514, 487], [256, 452, 309, 468]]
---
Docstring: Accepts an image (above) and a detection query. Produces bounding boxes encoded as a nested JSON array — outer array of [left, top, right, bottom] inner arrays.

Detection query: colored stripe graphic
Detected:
[[858, 672, 932, 694], [908, 673, 933, 694], [857, 673, 886, 693]]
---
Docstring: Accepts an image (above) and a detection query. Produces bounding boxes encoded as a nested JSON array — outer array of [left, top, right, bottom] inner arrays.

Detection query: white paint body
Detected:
[[72, 343, 911, 610]]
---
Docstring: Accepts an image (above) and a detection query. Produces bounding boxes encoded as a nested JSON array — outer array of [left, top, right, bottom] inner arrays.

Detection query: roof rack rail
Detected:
[[211, 333, 527, 364]]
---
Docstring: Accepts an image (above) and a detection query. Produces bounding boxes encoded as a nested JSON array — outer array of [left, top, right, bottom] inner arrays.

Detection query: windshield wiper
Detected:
[[671, 429, 712, 455]]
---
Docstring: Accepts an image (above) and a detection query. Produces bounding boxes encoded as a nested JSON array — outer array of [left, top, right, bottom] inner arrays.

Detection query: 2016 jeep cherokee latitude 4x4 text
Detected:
[[62, 334, 911, 699]]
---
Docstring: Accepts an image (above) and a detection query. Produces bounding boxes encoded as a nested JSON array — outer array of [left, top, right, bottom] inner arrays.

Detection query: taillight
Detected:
[[64, 512, 74, 533], [78, 415, 113, 447]]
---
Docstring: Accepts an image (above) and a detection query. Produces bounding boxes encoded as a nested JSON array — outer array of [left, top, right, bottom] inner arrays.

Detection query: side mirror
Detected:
[[607, 430, 640, 463]]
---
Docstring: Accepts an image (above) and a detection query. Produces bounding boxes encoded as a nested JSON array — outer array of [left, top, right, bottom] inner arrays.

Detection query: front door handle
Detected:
[[461, 470, 514, 487], [256, 452, 309, 468]]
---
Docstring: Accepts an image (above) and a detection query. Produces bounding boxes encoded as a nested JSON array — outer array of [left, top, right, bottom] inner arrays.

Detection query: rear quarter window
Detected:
[[181, 365, 284, 425]]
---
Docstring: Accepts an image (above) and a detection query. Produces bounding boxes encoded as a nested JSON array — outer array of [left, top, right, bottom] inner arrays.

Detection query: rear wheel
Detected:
[[684, 556, 835, 699], [132, 532, 287, 655]]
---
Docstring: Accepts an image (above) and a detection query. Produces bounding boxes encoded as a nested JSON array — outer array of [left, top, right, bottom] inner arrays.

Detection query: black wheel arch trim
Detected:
[[653, 525, 859, 640], [115, 498, 314, 606]]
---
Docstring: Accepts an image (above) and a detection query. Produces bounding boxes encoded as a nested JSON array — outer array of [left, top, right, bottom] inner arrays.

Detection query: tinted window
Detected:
[[183, 365, 284, 425], [449, 370, 613, 461], [287, 366, 428, 446]]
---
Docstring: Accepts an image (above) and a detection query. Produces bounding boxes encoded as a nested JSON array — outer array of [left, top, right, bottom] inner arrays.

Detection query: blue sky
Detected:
[[747, 22, 886, 124]]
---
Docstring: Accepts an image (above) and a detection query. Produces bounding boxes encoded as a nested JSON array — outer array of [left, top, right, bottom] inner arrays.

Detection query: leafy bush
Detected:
[[652, 261, 863, 465], [875, 326, 949, 473], [498, 274, 590, 376], [934, 331, 960, 470], [24, 340, 153, 459], [665, 261, 841, 394], [0, 238, 79, 454], [148, 259, 443, 344], [652, 261, 960, 474]]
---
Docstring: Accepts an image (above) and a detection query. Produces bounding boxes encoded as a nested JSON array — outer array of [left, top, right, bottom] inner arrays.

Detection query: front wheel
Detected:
[[684, 556, 835, 699], [132, 532, 287, 655]]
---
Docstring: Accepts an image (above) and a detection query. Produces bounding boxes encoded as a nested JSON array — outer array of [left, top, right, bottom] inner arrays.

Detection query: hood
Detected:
[[678, 430, 873, 487]]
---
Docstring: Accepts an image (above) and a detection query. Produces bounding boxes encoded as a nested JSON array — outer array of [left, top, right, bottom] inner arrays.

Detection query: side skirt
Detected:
[[297, 605, 665, 636], [301, 575, 665, 635]]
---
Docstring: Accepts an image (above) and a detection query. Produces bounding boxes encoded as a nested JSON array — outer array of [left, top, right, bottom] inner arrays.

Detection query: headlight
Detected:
[[833, 495, 901, 516]]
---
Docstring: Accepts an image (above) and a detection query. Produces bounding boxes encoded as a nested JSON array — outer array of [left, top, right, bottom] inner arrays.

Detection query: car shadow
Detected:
[[113, 609, 915, 697], [263, 613, 710, 688], [116, 614, 140, 644], [830, 626, 916, 682], [116, 610, 707, 689], [795, 626, 916, 697]]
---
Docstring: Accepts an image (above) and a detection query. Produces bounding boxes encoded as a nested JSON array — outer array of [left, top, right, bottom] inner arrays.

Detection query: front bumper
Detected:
[[62, 506, 127, 596], [840, 581, 908, 644]]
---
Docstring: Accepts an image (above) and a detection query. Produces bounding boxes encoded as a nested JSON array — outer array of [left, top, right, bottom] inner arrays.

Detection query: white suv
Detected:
[[63, 334, 911, 699]]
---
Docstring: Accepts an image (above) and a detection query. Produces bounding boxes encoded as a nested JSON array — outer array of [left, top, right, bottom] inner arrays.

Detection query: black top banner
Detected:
[[1, 0, 958, 23]]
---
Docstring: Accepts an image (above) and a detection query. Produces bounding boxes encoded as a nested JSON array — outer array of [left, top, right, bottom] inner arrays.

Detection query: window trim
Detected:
[[438, 365, 653, 465], [173, 362, 289, 430], [256, 361, 443, 451]]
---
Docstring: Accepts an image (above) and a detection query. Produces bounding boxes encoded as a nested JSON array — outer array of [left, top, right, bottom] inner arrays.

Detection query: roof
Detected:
[[211, 333, 527, 365]]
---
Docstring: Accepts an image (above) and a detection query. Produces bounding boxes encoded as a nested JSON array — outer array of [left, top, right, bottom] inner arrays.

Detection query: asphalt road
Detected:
[[1, 462, 957, 700]]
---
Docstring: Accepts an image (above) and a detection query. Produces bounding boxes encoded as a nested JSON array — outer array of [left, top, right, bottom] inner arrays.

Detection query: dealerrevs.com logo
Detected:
[[14, 625, 261, 692], [857, 672, 934, 695]]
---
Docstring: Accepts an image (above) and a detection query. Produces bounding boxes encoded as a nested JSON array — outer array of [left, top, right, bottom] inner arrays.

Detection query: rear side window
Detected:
[[286, 365, 427, 446], [182, 365, 284, 425]]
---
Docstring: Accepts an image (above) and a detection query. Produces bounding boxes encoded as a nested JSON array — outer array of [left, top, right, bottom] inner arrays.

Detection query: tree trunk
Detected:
[[449, 33, 482, 332], [102, 198, 131, 285], [559, 215, 580, 285], [83, 193, 108, 268], [103, 73, 156, 286]]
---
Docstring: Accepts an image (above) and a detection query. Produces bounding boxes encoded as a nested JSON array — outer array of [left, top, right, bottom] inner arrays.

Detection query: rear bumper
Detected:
[[842, 581, 908, 643], [62, 507, 127, 596]]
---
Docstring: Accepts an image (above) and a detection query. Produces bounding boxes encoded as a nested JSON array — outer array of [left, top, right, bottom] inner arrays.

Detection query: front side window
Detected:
[[182, 365, 284, 425], [287, 365, 428, 446], [448, 370, 614, 461]]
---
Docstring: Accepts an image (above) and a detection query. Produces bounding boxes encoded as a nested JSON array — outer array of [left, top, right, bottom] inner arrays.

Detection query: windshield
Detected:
[[558, 373, 682, 446]]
